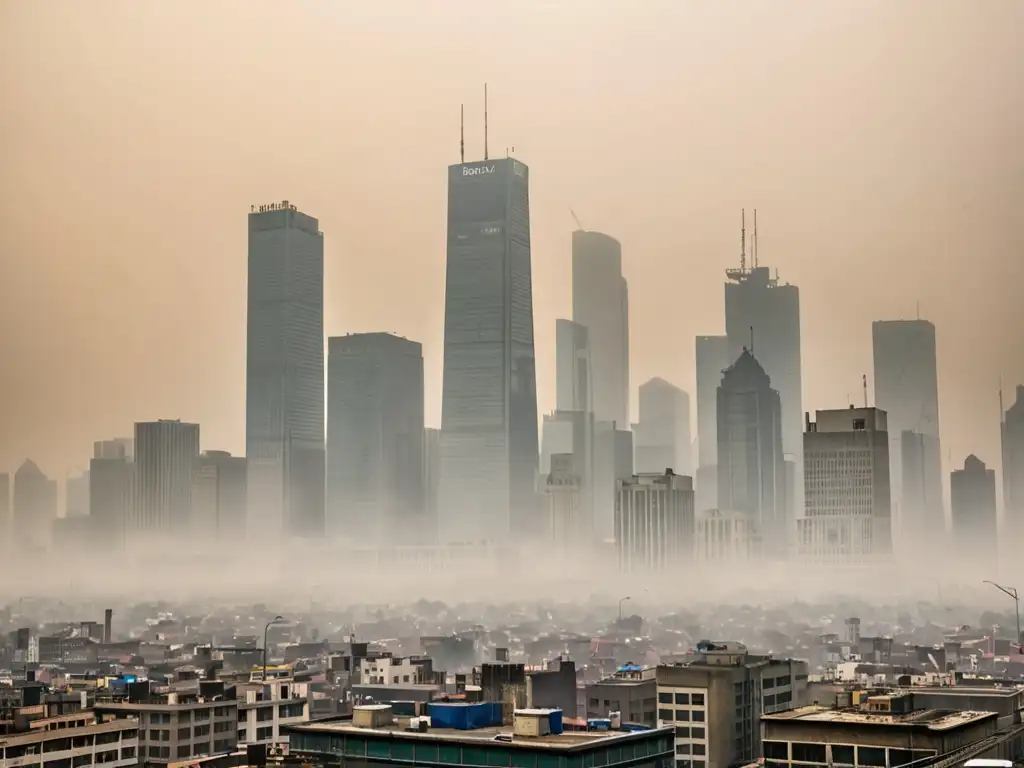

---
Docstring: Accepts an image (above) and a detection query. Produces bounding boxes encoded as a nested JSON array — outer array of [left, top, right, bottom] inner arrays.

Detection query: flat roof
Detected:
[[763, 706, 996, 731], [289, 719, 672, 752], [0, 718, 138, 747], [913, 686, 1023, 698]]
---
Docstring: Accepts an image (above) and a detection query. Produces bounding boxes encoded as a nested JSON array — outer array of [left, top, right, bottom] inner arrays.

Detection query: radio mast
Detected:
[[484, 83, 489, 161], [460, 104, 465, 164]]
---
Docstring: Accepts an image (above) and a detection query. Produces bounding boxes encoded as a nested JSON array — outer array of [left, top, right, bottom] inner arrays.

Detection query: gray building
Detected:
[[438, 158, 539, 544], [555, 318, 591, 412], [656, 641, 808, 768], [94, 438, 133, 460], [95, 699, 238, 765], [132, 419, 200, 540], [66, 471, 90, 518], [615, 470, 695, 572], [798, 407, 892, 563], [872, 319, 944, 549], [696, 334, 730, 513], [0, 472, 9, 554], [90, 453, 133, 549], [1002, 385, 1024, 540], [423, 427, 441, 542], [635, 377, 692, 477], [246, 201, 325, 540], [12, 459, 57, 551], [327, 332, 425, 543], [583, 666, 658, 726], [594, 420, 633, 541], [950, 454, 997, 560], [192, 450, 247, 539], [573, 229, 629, 427], [716, 349, 786, 556]]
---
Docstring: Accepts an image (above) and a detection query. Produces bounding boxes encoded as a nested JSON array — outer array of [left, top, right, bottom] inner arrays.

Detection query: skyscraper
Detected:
[[716, 349, 786, 555], [438, 157, 539, 543], [798, 407, 892, 563], [555, 318, 591, 412], [12, 459, 57, 551], [327, 332, 425, 542], [246, 201, 325, 540], [192, 451, 247, 540], [89, 453, 132, 550], [615, 470, 695, 572], [872, 319, 943, 549], [132, 419, 200, 540], [0, 472, 9, 554], [423, 427, 441, 541], [1003, 386, 1024, 538], [695, 335, 730, 512], [634, 377, 692, 476], [724, 221, 802, 519], [950, 455, 997, 562], [572, 230, 629, 426]]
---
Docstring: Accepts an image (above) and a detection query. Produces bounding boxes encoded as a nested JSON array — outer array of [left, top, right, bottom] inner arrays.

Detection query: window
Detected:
[[194, 709, 210, 721], [659, 708, 674, 722], [853, 419, 866, 430], [177, 746, 192, 758], [858, 747, 887, 767], [676, 709, 690, 721], [659, 692, 673, 704], [830, 746, 855, 765], [677, 743, 691, 755], [693, 743, 706, 756], [675, 726, 689, 738], [692, 709, 705, 722], [764, 742, 788, 760], [177, 727, 191, 740], [692, 693, 705, 706], [194, 724, 211, 737], [792, 743, 827, 763], [691, 727, 705, 740]]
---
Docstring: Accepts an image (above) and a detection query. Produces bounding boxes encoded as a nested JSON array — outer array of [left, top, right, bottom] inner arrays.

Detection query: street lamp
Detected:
[[618, 596, 632, 622], [983, 581, 1021, 653], [263, 615, 287, 681]]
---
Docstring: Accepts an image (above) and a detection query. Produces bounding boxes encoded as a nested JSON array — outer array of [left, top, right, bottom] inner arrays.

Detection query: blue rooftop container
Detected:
[[427, 702, 503, 731]]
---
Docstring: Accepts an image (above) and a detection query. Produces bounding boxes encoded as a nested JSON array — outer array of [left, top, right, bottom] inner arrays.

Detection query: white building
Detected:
[[237, 677, 310, 745], [0, 713, 139, 768], [615, 470, 694, 572], [696, 509, 755, 563], [798, 407, 892, 563], [359, 656, 432, 686]]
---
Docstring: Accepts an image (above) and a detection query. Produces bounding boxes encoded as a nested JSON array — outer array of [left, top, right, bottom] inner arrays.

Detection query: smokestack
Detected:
[[103, 608, 112, 644]]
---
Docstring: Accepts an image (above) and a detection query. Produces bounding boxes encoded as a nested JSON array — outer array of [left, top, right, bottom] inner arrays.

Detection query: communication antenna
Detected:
[[460, 104, 465, 164], [570, 208, 584, 231], [753, 209, 758, 268], [484, 83, 489, 161], [863, 374, 868, 408], [740, 209, 746, 273], [749, 325, 754, 355], [1000, 375, 1005, 420]]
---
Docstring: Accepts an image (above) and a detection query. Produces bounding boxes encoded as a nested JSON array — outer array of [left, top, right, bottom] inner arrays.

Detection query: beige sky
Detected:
[[1, 0, 1021, 488]]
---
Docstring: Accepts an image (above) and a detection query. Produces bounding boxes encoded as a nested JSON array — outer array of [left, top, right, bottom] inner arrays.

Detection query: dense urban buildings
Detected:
[[438, 157, 539, 544], [950, 454, 998, 561], [695, 334, 730, 513], [12, 459, 57, 552], [132, 419, 200, 540], [634, 377, 692, 476], [798, 407, 892, 563], [572, 229, 629, 427], [615, 470, 694, 572], [1002, 385, 1024, 541], [716, 349, 786, 556], [246, 201, 325, 541], [327, 332, 426, 543], [872, 319, 944, 550]]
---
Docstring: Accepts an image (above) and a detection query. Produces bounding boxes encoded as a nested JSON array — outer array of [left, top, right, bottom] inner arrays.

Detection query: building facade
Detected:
[[572, 229, 629, 427], [798, 407, 892, 563], [327, 332, 425, 543], [192, 450, 247, 539], [695, 335, 730, 514], [615, 470, 695, 572], [131, 420, 199, 540], [556, 318, 591, 412], [950, 454, 997, 561], [246, 201, 325, 540], [696, 509, 755, 563], [438, 158, 539, 544]]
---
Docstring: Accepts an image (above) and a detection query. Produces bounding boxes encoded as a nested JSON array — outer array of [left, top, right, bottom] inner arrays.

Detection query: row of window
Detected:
[[764, 741, 937, 767], [658, 692, 706, 707]]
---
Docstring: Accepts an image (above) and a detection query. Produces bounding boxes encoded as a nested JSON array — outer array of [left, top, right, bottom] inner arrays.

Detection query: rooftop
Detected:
[[763, 706, 996, 731]]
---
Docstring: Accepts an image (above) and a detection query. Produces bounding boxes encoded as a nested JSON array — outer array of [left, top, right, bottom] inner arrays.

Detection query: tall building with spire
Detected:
[[438, 151, 539, 544], [723, 212, 802, 528]]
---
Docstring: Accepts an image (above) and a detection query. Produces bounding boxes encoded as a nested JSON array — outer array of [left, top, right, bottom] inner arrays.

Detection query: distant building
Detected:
[[555, 318, 591, 412], [192, 450, 247, 539], [573, 230, 629, 426], [545, 453, 587, 551], [246, 202, 325, 540], [0, 472, 9, 554], [327, 332, 425, 543], [132, 419, 200, 540], [696, 509, 755, 563], [634, 377, 692, 477], [798, 407, 892, 563], [94, 438, 133, 460], [695, 334, 730, 513], [13, 459, 57, 551], [656, 641, 808, 768], [872, 319, 944, 548], [950, 454, 997, 560], [1002, 385, 1024, 540], [90, 454, 133, 549], [540, 410, 595, 539], [594, 420, 633, 541], [716, 349, 786, 555], [615, 470, 694, 572], [423, 427, 441, 542]]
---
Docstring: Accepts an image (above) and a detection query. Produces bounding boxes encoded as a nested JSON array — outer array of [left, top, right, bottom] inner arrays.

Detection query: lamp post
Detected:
[[618, 596, 632, 623], [263, 615, 286, 681], [983, 581, 1021, 652]]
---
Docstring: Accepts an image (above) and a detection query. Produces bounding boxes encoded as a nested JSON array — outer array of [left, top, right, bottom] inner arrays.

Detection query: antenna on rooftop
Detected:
[[740, 209, 746, 273], [460, 104, 465, 164], [749, 325, 754, 355], [753, 209, 758, 268], [484, 83, 489, 161], [863, 374, 868, 408]]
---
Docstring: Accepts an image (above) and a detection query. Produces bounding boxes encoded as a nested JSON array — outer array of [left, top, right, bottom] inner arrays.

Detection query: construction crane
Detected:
[[570, 208, 584, 231]]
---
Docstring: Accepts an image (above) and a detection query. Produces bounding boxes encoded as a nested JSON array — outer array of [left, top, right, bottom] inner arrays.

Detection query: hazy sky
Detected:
[[2, 0, 1021, 490]]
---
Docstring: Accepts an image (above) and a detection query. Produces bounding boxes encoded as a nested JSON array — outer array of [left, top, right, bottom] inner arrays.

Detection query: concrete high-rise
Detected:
[[89, 453, 133, 549], [132, 419, 200, 539], [572, 230, 629, 426], [192, 451, 247, 540], [94, 438, 133, 460], [872, 319, 943, 547], [555, 319, 591, 412], [12, 459, 57, 551], [423, 427, 441, 541], [724, 228, 802, 517], [246, 200, 325, 540], [66, 471, 89, 518], [1001, 385, 1024, 539], [327, 332, 425, 542], [695, 334, 730, 512], [615, 470, 695, 572], [797, 407, 892, 563], [950, 455, 997, 562], [634, 377, 692, 476], [716, 349, 786, 555], [438, 157, 539, 543]]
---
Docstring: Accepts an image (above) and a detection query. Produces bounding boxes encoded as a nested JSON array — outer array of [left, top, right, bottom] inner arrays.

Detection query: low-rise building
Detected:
[[235, 677, 310, 746], [0, 712, 139, 768], [583, 665, 658, 727]]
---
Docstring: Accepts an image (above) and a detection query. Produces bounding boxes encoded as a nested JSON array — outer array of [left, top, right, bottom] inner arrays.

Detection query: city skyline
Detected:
[[2, 0, 1021, 505]]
